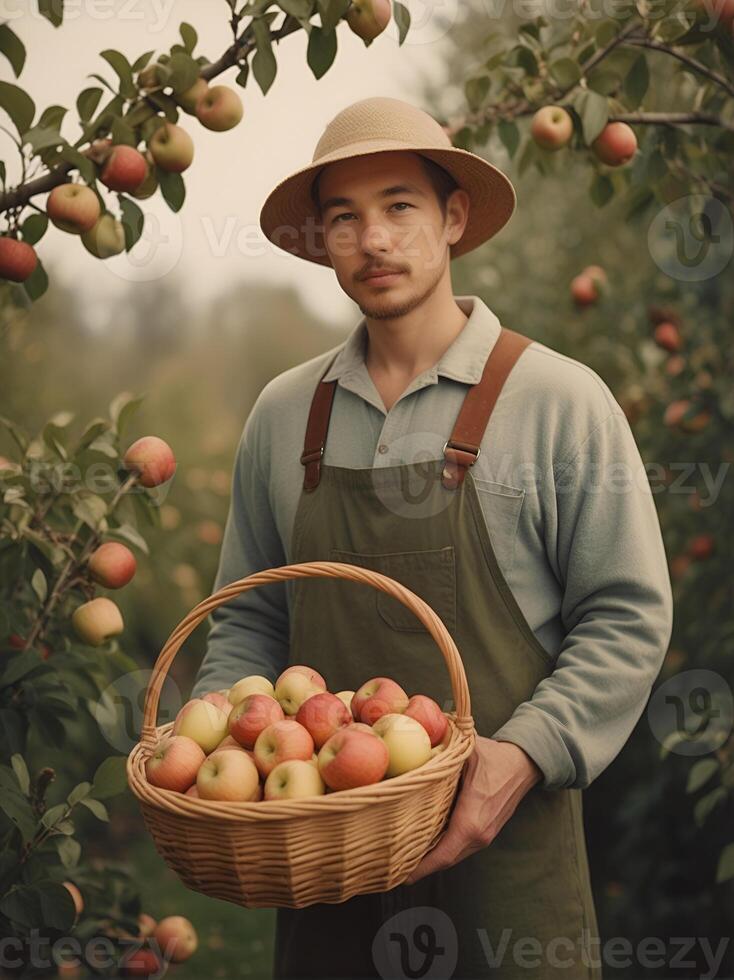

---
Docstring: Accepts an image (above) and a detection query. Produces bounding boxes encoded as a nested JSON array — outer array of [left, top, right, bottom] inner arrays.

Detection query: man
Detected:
[[192, 96, 673, 979]]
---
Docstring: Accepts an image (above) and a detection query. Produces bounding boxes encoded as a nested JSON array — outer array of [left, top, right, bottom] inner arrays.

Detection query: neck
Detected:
[[363, 284, 468, 380]]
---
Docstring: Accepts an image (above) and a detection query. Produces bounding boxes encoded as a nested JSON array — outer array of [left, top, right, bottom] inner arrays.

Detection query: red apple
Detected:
[[145, 735, 205, 793], [346, 721, 380, 736], [148, 122, 194, 173], [99, 144, 148, 193], [591, 122, 637, 166], [351, 676, 409, 724], [195, 85, 243, 132], [253, 719, 314, 778], [296, 691, 352, 748], [154, 916, 198, 963], [200, 691, 231, 714], [318, 728, 389, 790], [123, 436, 176, 487], [530, 105, 573, 150], [196, 747, 260, 801], [689, 533, 714, 560], [346, 0, 392, 44], [403, 694, 448, 747], [87, 541, 137, 589], [47, 183, 101, 234], [276, 664, 327, 689], [570, 273, 599, 307], [0, 236, 38, 282], [71, 597, 124, 646], [228, 693, 284, 749], [653, 322, 682, 352], [129, 151, 159, 201], [663, 399, 712, 433], [274, 667, 326, 715], [137, 913, 157, 938], [62, 881, 84, 919], [120, 947, 163, 977]]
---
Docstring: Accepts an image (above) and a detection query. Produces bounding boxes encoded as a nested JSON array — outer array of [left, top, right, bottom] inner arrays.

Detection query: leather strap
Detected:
[[441, 327, 533, 489], [300, 328, 533, 492]]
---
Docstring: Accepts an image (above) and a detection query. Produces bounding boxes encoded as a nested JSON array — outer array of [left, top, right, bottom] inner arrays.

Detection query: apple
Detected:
[[318, 728, 389, 790], [87, 541, 137, 589], [71, 597, 124, 646], [184, 784, 199, 797], [173, 699, 229, 753], [346, 721, 379, 736], [228, 693, 284, 748], [195, 85, 243, 132], [335, 690, 354, 710], [81, 213, 126, 259], [276, 664, 327, 689], [250, 781, 264, 802], [137, 913, 157, 938], [62, 881, 84, 919], [295, 691, 352, 748], [228, 674, 275, 704], [123, 436, 176, 487], [665, 355, 686, 377], [129, 151, 159, 200], [570, 273, 599, 307], [530, 105, 573, 150], [264, 758, 326, 800], [196, 747, 260, 801], [99, 144, 148, 193], [154, 916, 198, 963], [653, 322, 682, 352], [0, 236, 38, 282], [346, 0, 392, 44], [372, 712, 432, 777], [689, 533, 714, 560], [47, 183, 101, 234], [403, 694, 448, 747], [274, 670, 325, 716], [663, 399, 712, 432], [148, 121, 194, 173], [200, 691, 232, 714], [253, 719, 314, 778], [213, 734, 252, 754], [120, 947, 163, 977], [591, 122, 637, 166], [176, 76, 209, 114], [351, 677, 409, 724], [145, 735, 205, 792]]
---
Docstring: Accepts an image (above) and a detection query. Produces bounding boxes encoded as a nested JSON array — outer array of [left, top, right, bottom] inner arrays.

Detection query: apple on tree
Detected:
[[81, 213, 126, 259], [346, 0, 392, 45], [148, 121, 194, 173], [123, 436, 176, 487], [71, 596, 124, 646], [195, 85, 243, 132], [0, 236, 38, 282], [129, 151, 159, 201], [591, 122, 638, 166], [530, 105, 573, 151], [176, 77, 209, 114], [47, 183, 101, 234], [87, 541, 137, 589], [62, 881, 84, 920], [99, 144, 149, 193]]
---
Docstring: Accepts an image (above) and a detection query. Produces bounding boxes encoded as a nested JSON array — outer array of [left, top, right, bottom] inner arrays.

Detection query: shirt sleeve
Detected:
[[491, 411, 674, 790], [190, 433, 289, 699]]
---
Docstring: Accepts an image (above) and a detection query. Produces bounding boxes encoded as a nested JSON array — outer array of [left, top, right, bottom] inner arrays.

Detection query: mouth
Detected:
[[361, 270, 404, 286]]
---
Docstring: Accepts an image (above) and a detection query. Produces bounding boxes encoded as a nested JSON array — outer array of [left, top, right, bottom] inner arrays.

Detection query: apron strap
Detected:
[[300, 329, 533, 492], [442, 326, 533, 489]]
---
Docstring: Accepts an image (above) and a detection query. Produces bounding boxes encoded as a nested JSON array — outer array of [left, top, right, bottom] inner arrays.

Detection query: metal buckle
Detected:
[[442, 440, 481, 464], [300, 446, 325, 465]]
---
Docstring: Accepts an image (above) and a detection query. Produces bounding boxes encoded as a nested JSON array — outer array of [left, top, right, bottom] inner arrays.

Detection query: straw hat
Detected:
[[259, 96, 517, 268]]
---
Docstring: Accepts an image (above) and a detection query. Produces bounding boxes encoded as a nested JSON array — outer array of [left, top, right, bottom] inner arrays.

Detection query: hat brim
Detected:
[[259, 144, 517, 268]]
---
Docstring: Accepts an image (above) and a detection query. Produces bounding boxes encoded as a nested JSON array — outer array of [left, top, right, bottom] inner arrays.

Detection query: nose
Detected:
[[360, 219, 393, 255]]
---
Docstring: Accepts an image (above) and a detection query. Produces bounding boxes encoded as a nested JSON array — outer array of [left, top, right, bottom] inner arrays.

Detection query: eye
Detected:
[[331, 202, 414, 224], [390, 202, 413, 213]]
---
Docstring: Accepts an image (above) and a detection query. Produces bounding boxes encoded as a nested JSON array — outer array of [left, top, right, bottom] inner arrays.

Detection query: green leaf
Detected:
[[88, 436, 119, 459], [316, 0, 350, 31], [76, 418, 111, 453], [595, 18, 620, 46], [30, 569, 47, 604], [67, 782, 91, 807], [694, 786, 726, 828], [624, 53, 649, 109], [76, 86, 103, 123], [38, 0, 64, 27], [0, 792, 36, 843], [119, 196, 145, 251], [465, 75, 491, 111], [686, 757, 719, 793], [573, 89, 608, 146], [22, 527, 65, 565], [0, 886, 43, 928], [106, 522, 149, 555], [0, 24, 26, 77], [132, 49, 156, 73], [0, 80, 35, 137], [10, 754, 30, 795], [497, 120, 520, 158], [252, 18, 277, 96], [38, 104, 67, 131], [158, 169, 185, 212], [586, 68, 620, 96], [109, 391, 142, 431], [167, 51, 201, 94], [72, 493, 108, 530], [55, 836, 81, 869], [110, 116, 137, 147], [41, 802, 67, 829], [39, 882, 76, 931], [716, 843, 734, 883], [179, 22, 198, 53], [235, 63, 249, 88], [78, 797, 109, 821], [57, 145, 96, 183], [0, 650, 44, 688], [307, 26, 337, 79], [549, 58, 580, 88], [22, 256, 49, 302], [99, 49, 136, 99], [393, 1, 410, 45], [92, 755, 128, 799], [20, 212, 49, 246], [0, 415, 28, 454]]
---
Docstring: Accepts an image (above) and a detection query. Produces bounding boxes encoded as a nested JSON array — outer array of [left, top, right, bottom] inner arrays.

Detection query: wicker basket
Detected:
[[127, 560, 476, 909]]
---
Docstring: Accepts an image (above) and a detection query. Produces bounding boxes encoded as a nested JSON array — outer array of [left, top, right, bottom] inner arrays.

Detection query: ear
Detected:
[[445, 188, 470, 246]]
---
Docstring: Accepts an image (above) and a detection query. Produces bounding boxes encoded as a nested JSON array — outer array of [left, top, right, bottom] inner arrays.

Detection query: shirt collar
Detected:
[[321, 295, 502, 386]]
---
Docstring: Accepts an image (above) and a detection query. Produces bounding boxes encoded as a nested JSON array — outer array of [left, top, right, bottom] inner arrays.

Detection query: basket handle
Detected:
[[140, 560, 474, 748]]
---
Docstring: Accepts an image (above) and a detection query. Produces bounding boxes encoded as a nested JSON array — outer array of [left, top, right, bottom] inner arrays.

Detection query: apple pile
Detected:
[[145, 665, 451, 802]]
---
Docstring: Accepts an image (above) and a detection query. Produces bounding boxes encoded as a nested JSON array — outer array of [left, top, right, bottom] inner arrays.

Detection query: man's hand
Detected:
[[403, 737, 542, 885]]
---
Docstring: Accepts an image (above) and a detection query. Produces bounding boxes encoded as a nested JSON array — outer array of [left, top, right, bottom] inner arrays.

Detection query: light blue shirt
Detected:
[[192, 295, 674, 790]]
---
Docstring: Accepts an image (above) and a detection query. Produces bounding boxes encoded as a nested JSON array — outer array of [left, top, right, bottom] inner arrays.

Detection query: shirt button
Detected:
[[377, 443, 389, 454]]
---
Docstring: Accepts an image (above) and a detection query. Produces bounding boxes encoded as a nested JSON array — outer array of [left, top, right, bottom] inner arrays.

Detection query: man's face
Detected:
[[315, 151, 468, 320]]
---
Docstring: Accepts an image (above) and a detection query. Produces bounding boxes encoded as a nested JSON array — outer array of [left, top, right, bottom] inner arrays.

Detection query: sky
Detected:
[[1, 0, 465, 326]]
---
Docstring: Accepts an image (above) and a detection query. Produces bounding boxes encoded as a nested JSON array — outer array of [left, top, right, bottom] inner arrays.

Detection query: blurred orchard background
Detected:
[[1, 0, 733, 977]]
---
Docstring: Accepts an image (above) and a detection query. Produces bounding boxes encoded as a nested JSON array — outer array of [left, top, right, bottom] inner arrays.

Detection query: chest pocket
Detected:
[[329, 546, 457, 635], [470, 478, 526, 579]]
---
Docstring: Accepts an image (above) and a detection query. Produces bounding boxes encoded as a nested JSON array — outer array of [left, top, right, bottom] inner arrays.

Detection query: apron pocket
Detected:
[[471, 478, 525, 578], [329, 546, 457, 635]]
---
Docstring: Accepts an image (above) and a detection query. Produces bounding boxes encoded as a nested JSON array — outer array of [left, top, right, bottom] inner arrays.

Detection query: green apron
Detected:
[[273, 328, 602, 980]]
